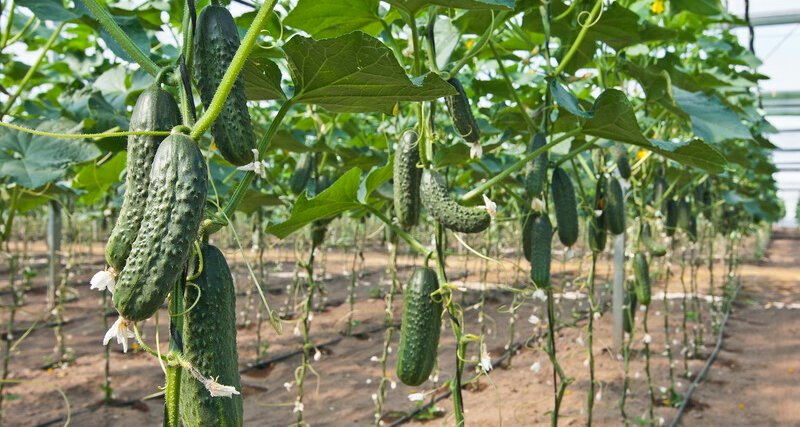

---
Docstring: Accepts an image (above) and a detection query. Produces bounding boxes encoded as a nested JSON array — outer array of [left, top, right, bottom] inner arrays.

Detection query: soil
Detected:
[[0, 228, 798, 427]]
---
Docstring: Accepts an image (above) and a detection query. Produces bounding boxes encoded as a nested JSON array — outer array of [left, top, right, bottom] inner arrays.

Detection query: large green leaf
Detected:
[[670, 0, 723, 16], [17, 0, 77, 22], [284, 0, 384, 38], [72, 152, 126, 205], [564, 89, 726, 173], [0, 120, 101, 189], [243, 57, 285, 101], [617, 59, 684, 117], [587, 3, 641, 51], [284, 32, 456, 114], [672, 87, 751, 143], [387, 0, 513, 13], [236, 190, 284, 214]]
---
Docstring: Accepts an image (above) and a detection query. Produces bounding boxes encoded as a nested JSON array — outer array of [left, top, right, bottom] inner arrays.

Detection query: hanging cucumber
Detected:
[[106, 87, 180, 271], [113, 132, 208, 321], [396, 267, 442, 386], [180, 244, 243, 427], [525, 133, 548, 197], [641, 223, 667, 257], [551, 167, 579, 246], [633, 252, 651, 305], [194, 4, 255, 166], [419, 169, 491, 233], [529, 213, 552, 288], [609, 143, 631, 179], [445, 77, 480, 143], [589, 176, 607, 253], [289, 153, 315, 195], [604, 177, 626, 235], [393, 130, 422, 228]]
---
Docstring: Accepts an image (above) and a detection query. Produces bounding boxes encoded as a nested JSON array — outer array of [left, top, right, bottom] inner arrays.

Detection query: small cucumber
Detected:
[[633, 252, 651, 305], [445, 77, 480, 143], [604, 177, 626, 235], [420, 169, 491, 233], [289, 153, 315, 195], [665, 199, 678, 237], [551, 168, 579, 247], [396, 267, 442, 386], [529, 213, 552, 288], [393, 130, 422, 228], [525, 133, 548, 197], [609, 143, 631, 179], [641, 223, 666, 257]]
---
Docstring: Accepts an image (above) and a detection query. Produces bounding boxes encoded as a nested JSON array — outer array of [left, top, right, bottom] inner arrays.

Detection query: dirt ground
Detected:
[[0, 228, 797, 426]]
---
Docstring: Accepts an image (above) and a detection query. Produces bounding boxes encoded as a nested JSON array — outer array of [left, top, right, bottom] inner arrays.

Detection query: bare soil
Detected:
[[0, 229, 797, 426]]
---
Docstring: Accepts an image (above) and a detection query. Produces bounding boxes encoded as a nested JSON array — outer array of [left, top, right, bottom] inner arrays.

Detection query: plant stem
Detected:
[[0, 21, 65, 119], [190, 0, 279, 140], [81, 0, 160, 75], [374, 232, 399, 424], [554, 0, 603, 76], [165, 276, 186, 427]]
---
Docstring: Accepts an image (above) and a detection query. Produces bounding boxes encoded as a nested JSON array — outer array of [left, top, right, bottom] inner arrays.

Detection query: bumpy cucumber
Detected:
[[641, 223, 666, 257], [551, 168, 579, 247], [420, 169, 491, 233], [180, 244, 243, 427], [525, 133, 548, 197], [604, 177, 626, 235], [589, 177, 607, 253], [653, 177, 668, 214], [665, 199, 678, 237], [194, 5, 255, 166], [289, 153, 315, 195], [112, 133, 208, 321], [393, 130, 422, 228], [396, 267, 442, 386], [529, 213, 552, 288], [106, 87, 180, 271], [633, 252, 651, 305], [609, 143, 631, 179], [676, 199, 691, 231], [623, 289, 637, 333], [445, 77, 480, 143]]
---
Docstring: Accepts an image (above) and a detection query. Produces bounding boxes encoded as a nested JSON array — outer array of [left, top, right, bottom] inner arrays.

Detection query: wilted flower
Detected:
[[103, 316, 135, 353]]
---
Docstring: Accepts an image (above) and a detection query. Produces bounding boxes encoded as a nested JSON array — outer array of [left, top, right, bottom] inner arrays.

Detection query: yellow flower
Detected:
[[636, 149, 648, 162], [789, 368, 795, 373], [739, 403, 745, 409], [466, 39, 475, 50], [651, 1, 665, 14]]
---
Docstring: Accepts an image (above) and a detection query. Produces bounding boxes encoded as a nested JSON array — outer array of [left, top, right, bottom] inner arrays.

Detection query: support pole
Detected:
[[612, 232, 625, 351]]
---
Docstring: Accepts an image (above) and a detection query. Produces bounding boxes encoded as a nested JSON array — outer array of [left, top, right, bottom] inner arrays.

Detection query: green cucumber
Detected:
[[623, 289, 637, 333], [524, 133, 548, 197], [396, 267, 442, 386], [589, 176, 607, 253], [609, 143, 631, 179], [113, 133, 208, 321], [551, 167, 579, 247], [665, 199, 678, 237], [529, 213, 552, 288], [393, 130, 422, 228], [604, 177, 626, 235], [194, 4, 255, 166], [676, 199, 691, 232], [106, 87, 180, 271], [289, 153, 315, 195], [420, 169, 491, 233], [445, 77, 480, 143], [633, 252, 651, 305], [180, 244, 243, 427], [653, 177, 668, 214], [641, 223, 666, 257]]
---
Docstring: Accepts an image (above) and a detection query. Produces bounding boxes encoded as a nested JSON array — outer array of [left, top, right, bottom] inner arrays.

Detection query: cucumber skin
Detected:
[[289, 153, 315, 195], [610, 143, 631, 179], [589, 176, 607, 253], [633, 252, 651, 305], [112, 134, 208, 321], [396, 267, 442, 386], [665, 199, 679, 237], [604, 177, 626, 235], [420, 169, 491, 233], [393, 130, 422, 228], [180, 244, 243, 427], [525, 133, 548, 197], [623, 290, 637, 333], [529, 213, 552, 288], [106, 87, 180, 271], [445, 77, 480, 143], [641, 223, 666, 257], [194, 5, 255, 166], [551, 168, 579, 247]]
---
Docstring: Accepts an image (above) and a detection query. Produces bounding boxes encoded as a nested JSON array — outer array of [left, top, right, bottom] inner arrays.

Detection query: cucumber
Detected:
[[604, 177, 626, 235], [419, 169, 491, 233], [194, 4, 255, 166], [665, 199, 678, 237], [445, 77, 480, 143], [676, 199, 691, 232], [180, 244, 243, 427], [589, 177, 607, 253], [396, 267, 442, 386], [529, 213, 552, 288], [623, 289, 637, 333], [551, 168, 579, 247], [106, 87, 180, 271], [525, 133, 548, 197], [113, 133, 208, 321], [289, 153, 315, 195], [687, 215, 698, 243], [641, 223, 666, 257], [609, 143, 631, 179], [393, 130, 422, 228], [653, 177, 668, 214], [633, 252, 651, 305]]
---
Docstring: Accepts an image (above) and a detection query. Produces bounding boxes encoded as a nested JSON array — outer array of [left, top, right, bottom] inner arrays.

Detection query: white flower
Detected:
[[595, 391, 602, 401], [531, 197, 545, 212], [528, 314, 540, 325], [532, 289, 546, 301], [643, 334, 652, 344], [659, 386, 667, 394], [408, 392, 425, 402], [470, 142, 483, 159], [576, 336, 584, 347], [203, 377, 240, 398], [293, 325, 301, 336], [530, 361, 542, 372], [236, 149, 268, 178], [371, 393, 378, 402], [479, 194, 497, 218], [366, 378, 372, 384], [314, 349, 322, 361], [593, 209, 603, 218], [103, 316, 136, 353], [370, 355, 380, 362], [478, 342, 493, 373], [293, 400, 304, 413], [593, 311, 601, 320], [658, 417, 665, 426], [390, 380, 396, 390], [90, 270, 116, 294], [284, 382, 293, 391]]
